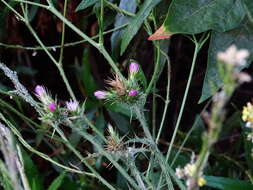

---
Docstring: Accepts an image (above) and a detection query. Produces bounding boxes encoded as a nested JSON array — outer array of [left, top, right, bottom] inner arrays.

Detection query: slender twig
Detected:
[[14, 0, 49, 8], [105, 0, 136, 17], [155, 51, 171, 143], [99, 0, 104, 45], [0, 24, 128, 50], [58, 0, 68, 65]]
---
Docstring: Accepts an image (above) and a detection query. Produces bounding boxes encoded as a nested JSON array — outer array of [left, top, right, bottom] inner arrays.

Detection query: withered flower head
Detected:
[[105, 75, 127, 96], [105, 125, 125, 153]]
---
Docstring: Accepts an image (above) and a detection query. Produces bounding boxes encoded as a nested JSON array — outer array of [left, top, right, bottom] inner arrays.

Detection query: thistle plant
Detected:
[[1, 0, 253, 189], [94, 62, 142, 105]]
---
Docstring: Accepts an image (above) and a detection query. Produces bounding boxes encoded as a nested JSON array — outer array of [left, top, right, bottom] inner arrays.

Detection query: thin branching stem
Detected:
[[58, 0, 68, 65]]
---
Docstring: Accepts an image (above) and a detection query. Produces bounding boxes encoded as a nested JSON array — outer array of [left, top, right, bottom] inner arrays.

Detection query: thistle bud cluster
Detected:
[[34, 85, 80, 123], [35, 85, 57, 112], [94, 62, 142, 104]]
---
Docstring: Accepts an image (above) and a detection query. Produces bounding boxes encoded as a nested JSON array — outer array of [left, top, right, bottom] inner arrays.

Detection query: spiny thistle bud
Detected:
[[66, 100, 79, 112], [128, 89, 138, 97], [48, 103, 57, 112], [129, 62, 139, 74], [35, 85, 46, 97], [106, 75, 127, 96], [34, 85, 55, 109], [105, 124, 125, 153], [94, 90, 108, 99]]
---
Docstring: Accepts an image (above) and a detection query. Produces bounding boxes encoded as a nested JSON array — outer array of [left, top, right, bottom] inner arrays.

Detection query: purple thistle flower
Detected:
[[35, 85, 46, 97], [128, 89, 138, 97], [94, 90, 107, 99], [48, 103, 57, 112], [66, 100, 79, 112], [129, 62, 139, 74]]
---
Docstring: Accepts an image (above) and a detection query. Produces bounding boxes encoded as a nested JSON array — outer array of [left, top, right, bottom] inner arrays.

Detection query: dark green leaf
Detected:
[[199, 19, 253, 103], [105, 102, 133, 118], [163, 0, 245, 34], [22, 149, 44, 190], [244, 0, 253, 22], [75, 0, 98, 11], [75, 48, 97, 97], [205, 176, 253, 190], [28, 0, 39, 22], [120, 0, 161, 55], [108, 110, 130, 133], [111, 0, 137, 59], [48, 172, 66, 190]]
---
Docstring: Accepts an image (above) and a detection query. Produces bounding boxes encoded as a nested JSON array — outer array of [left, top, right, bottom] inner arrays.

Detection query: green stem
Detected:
[[53, 124, 117, 190], [14, 0, 49, 8], [0, 113, 93, 175], [99, 0, 104, 45], [58, 0, 68, 65], [145, 42, 161, 95], [16, 145, 31, 190], [1, 0, 25, 21], [0, 24, 128, 51], [165, 42, 199, 162], [170, 100, 212, 167], [105, 0, 136, 17], [24, 22, 76, 100], [47, 4, 124, 80], [155, 51, 171, 143], [70, 126, 140, 190], [133, 106, 175, 190]]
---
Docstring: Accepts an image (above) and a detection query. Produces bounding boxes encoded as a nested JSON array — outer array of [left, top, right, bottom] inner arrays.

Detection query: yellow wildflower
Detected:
[[198, 177, 206, 187], [242, 102, 253, 123]]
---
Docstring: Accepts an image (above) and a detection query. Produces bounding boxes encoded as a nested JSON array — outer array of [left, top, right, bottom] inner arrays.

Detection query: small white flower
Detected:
[[217, 45, 250, 66], [246, 122, 253, 128], [235, 72, 252, 84], [175, 167, 185, 179]]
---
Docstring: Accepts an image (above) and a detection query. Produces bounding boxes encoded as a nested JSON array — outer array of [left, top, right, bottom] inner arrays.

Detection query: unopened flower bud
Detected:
[[129, 62, 139, 74], [128, 89, 138, 97], [94, 90, 107, 99], [48, 103, 57, 112], [35, 85, 46, 97]]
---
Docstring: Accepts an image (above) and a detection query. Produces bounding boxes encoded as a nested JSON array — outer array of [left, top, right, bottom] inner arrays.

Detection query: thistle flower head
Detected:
[[66, 100, 79, 112], [48, 103, 57, 112], [129, 62, 139, 73], [217, 45, 250, 66], [105, 124, 124, 153], [128, 89, 138, 97], [94, 90, 108, 99], [106, 75, 127, 96], [35, 85, 46, 97]]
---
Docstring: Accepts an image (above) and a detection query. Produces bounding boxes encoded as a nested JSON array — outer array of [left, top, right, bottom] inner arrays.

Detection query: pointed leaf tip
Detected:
[[148, 26, 172, 41]]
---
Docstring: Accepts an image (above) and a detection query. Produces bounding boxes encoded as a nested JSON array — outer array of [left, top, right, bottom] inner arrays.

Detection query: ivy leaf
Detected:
[[199, 19, 253, 103], [149, 0, 245, 40]]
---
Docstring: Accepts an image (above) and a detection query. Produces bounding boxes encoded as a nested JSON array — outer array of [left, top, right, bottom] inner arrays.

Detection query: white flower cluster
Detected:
[[217, 45, 251, 84]]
